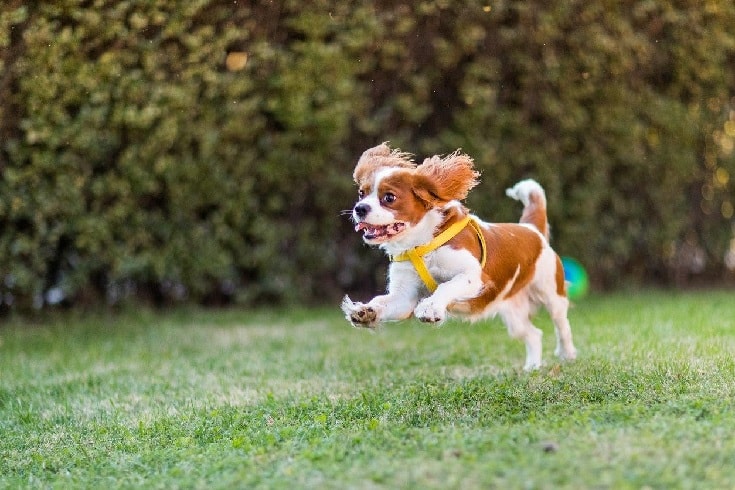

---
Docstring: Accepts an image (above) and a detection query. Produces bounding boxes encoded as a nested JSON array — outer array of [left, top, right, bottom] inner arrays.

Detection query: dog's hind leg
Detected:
[[535, 252, 577, 361], [544, 293, 577, 361], [499, 298, 543, 371]]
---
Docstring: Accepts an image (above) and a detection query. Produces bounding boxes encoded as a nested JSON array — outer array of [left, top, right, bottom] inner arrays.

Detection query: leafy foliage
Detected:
[[1, 1, 734, 311]]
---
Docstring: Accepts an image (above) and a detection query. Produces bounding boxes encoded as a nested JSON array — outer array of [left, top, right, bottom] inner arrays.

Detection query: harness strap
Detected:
[[392, 216, 487, 292]]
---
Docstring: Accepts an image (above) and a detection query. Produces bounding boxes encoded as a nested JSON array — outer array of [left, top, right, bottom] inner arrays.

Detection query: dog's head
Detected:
[[350, 143, 479, 246]]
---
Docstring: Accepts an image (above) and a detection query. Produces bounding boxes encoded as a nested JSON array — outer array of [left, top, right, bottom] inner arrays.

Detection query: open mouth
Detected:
[[355, 221, 407, 242]]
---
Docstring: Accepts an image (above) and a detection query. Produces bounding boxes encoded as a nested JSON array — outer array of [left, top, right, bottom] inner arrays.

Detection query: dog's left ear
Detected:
[[413, 151, 480, 205]]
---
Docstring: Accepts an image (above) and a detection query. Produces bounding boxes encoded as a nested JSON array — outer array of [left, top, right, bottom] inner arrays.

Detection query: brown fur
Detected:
[[376, 171, 433, 225], [415, 151, 480, 203], [449, 224, 544, 315], [441, 205, 547, 315], [353, 143, 416, 187], [554, 254, 567, 296], [519, 192, 549, 240]]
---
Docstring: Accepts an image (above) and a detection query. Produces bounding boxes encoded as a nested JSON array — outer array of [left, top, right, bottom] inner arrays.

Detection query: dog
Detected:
[[341, 143, 577, 370]]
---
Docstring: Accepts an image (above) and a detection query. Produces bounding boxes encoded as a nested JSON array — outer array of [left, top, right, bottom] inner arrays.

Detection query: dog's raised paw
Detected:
[[414, 300, 446, 324], [341, 296, 379, 328]]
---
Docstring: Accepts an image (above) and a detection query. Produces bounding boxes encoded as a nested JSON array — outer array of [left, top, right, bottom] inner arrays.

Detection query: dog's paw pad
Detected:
[[418, 315, 442, 323], [341, 296, 379, 328], [414, 302, 446, 324], [350, 307, 376, 324]]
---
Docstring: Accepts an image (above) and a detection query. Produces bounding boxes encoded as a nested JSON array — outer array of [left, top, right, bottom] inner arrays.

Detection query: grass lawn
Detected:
[[1, 290, 734, 489]]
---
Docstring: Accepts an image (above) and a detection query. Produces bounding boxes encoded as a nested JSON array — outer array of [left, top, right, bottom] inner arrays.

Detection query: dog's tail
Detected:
[[506, 179, 550, 240]]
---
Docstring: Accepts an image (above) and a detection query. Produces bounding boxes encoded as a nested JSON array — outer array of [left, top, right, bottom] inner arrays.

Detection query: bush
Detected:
[[1, 1, 734, 312]]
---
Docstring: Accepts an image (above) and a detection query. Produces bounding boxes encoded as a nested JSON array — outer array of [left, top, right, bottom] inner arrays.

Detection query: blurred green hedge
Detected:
[[1, 1, 734, 312]]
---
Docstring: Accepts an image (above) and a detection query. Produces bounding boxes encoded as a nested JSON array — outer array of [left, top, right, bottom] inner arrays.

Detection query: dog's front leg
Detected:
[[414, 271, 482, 324], [341, 293, 418, 329], [341, 263, 420, 329]]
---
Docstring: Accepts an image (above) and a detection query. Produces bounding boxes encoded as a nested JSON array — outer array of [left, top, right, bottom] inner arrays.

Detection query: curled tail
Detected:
[[506, 179, 550, 240]]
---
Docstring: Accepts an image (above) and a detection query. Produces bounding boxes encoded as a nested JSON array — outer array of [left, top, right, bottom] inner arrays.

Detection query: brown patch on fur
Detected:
[[411, 174, 445, 209], [519, 192, 549, 240], [376, 171, 433, 225], [554, 253, 567, 297], [449, 224, 543, 315], [415, 151, 480, 203], [353, 143, 416, 187], [443, 206, 483, 261]]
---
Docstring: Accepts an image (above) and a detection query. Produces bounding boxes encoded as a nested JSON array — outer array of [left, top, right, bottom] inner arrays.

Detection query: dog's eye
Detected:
[[382, 192, 396, 204], [358, 189, 365, 199]]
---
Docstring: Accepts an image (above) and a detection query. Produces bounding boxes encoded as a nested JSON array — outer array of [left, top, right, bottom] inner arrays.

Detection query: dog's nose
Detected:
[[354, 203, 370, 219]]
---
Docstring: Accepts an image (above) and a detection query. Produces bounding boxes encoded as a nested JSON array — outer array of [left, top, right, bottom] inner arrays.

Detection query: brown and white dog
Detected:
[[341, 143, 577, 370]]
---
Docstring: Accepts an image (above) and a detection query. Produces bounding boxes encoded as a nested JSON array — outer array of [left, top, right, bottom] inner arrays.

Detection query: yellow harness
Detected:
[[391, 216, 487, 292]]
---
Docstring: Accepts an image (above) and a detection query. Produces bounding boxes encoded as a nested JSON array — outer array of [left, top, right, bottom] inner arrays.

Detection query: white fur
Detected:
[[506, 179, 546, 207], [344, 201, 483, 326], [413, 246, 484, 323], [471, 245, 577, 369], [353, 169, 400, 227]]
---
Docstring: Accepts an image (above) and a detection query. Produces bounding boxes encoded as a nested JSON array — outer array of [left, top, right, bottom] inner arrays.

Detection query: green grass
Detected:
[[1, 290, 734, 489]]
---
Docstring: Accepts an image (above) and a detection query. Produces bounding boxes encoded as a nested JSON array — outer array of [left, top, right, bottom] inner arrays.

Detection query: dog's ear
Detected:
[[353, 142, 416, 186], [413, 151, 480, 205]]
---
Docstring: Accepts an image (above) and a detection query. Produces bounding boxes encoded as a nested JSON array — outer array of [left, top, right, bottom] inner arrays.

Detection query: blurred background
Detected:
[[1, 0, 734, 314]]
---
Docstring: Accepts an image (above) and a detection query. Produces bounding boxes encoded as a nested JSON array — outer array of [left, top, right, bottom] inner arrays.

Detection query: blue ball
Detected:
[[561, 256, 589, 300]]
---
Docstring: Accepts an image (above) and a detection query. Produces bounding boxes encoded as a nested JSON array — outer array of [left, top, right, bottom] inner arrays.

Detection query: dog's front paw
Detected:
[[414, 300, 446, 324], [341, 296, 379, 329]]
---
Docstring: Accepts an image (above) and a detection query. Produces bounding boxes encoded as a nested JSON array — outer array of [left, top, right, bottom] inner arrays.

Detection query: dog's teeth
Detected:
[[357, 221, 404, 241]]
